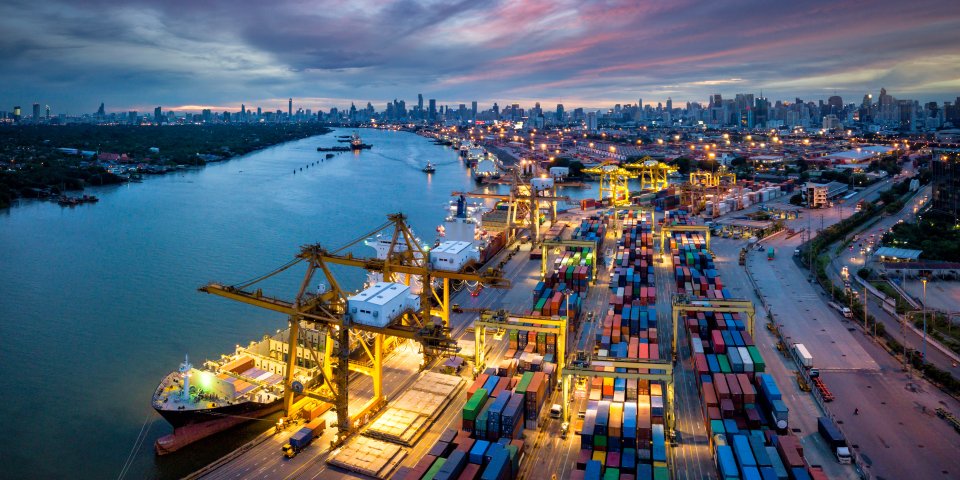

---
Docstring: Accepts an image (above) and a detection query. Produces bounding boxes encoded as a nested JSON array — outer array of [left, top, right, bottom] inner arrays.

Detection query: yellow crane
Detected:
[[452, 167, 570, 243], [200, 213, 510, 445], [582, 161, 635, 207], [624, 157, 677, 191]]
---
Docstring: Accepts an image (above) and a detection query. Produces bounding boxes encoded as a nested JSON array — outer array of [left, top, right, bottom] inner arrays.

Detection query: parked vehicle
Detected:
[[829, 301, 853, 318], [818, 417, 852, 464]]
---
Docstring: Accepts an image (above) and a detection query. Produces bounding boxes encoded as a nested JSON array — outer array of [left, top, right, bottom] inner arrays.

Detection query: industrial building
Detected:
[[805, 181, 849, 208], [347, 282, 420, 327], [931, 150, 960, 221]]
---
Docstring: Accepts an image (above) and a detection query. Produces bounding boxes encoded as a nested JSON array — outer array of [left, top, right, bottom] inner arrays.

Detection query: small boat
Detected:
[[325, 153, 335, 159], [422, 162, 436, 173]]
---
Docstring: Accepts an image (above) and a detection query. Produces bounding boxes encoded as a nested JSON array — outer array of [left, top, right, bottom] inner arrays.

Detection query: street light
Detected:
[[922, 277, 927, 360]]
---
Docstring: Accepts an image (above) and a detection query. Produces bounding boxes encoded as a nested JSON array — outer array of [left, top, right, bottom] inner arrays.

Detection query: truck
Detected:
[[767, 247, 775, 260], [791, 343, 819, 377], [817, 416, 852, 464], [282, 418, 326, 458], [829, 302, 853, 318]]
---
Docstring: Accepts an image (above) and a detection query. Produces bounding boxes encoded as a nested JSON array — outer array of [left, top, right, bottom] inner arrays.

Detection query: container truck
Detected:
[[791, 343, 818, 377], [817, 416, 852, 464], [282, 418, 326, 458]]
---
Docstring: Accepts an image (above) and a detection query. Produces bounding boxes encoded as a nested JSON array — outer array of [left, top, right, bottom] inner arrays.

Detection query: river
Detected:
[[0, 128, 610, 479]]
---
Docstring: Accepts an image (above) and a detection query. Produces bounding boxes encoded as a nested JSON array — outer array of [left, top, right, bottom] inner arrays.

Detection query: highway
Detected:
[[825, 184, 960, 377]]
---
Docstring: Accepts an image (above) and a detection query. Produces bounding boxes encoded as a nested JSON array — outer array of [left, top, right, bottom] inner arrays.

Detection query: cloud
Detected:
[[0, 0, 958, 113]]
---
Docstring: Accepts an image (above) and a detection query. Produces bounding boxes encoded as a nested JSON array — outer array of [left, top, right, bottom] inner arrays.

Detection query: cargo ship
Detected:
[[437, 195, 506, 265], [152, 327, 324, 454], [472, 156, 501, 183]]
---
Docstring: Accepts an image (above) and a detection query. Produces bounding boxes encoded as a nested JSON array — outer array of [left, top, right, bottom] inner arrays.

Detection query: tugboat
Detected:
[[349, 132, 373, 150], [422, 161, 436, 173]]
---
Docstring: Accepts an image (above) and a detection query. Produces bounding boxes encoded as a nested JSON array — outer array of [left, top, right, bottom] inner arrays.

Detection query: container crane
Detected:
[[200, 213, 509, 446]]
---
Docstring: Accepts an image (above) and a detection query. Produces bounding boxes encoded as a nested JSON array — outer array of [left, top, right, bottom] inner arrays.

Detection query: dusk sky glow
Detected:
[[3, 0, 960, 113]]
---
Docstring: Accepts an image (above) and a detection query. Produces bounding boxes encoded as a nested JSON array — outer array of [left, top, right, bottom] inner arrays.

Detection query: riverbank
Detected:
[[0, 123, 331, 208]]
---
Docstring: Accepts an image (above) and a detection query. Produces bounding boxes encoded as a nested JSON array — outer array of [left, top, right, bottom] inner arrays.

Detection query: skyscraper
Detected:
[[288, 98, 293, 119], [97, 102, 105, 119], [154, 106, 163, 123], [556, 104, 564, 123], [418, 94, 423, 111], [32, 103, 40, 122], [428, 99, 437, 121], [471, 101, 477, 120], [13, 106, 21, 123]]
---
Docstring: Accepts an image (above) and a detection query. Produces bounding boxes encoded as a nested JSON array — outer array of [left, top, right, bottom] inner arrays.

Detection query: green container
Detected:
[[463, 388, 488, 421], [710, 419, 725, 435], [747, 346, 766, 372], [717, 354, 731, 374], [653, 465, 670, 480], [594, 434, 607, 449], [423, 457, 446, 480], [603, 467, 620, 480], [535, 298, 547, 312], [515, 372, 533, 395]]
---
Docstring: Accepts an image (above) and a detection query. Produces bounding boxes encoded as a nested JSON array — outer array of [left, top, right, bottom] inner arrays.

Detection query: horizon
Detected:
[[1, 1, 959, 114]]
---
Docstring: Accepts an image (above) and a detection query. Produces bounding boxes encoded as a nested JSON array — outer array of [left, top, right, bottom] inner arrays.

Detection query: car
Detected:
[[451, 304, 463, 313], [471, 286, 482, 297]]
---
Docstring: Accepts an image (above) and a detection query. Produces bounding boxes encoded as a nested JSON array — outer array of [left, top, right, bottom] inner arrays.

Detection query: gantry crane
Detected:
[[582, 161, 636, 207], [452, 168, 570, 243], [200, 213, 510, 445], [624, 157, 677, 191]]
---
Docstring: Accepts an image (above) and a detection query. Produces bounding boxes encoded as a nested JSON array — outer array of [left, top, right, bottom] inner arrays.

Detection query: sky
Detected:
[[2, 0, 959, 114]]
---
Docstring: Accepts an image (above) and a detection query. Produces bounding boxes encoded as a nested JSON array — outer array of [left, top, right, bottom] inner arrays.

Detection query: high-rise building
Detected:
[[13, 106, 21, 123], [154, 106, 163, 123], [128, 111, 138, 124], [587, 111, 597, 131], [932, 151, 960, 221], [666, 98, 673, 112], [418, 94, 423, 111], [428, 99, 437, 121], [45, 105, 50, 119], [471, 101, 477, 120], [556, 104, 564, 123], [202, 109, 212, 123], [32, 103, 40, 122], [288, 98, 293, 119], [96, 102, 105, 118]]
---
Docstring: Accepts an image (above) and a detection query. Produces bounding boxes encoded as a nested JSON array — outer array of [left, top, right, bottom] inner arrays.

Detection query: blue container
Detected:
[[733, 434, 757, 467], [469, 439, 490, 465], [716, 445, 739, 479], [435, 450, 467, 480], [584, 460, 603, 480], [742, 466, 762, 480], [480, 449, 509, 480], [790, 467, 812, 480], [759, 467, 779, 480]]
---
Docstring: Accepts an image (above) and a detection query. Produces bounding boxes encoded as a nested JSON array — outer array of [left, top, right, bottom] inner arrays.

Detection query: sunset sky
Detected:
[[2, 0, 959, 113]]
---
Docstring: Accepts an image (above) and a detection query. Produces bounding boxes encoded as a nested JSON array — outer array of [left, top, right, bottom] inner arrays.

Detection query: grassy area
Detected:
[[910, 313, 960, 356], [872, 281, 910, 314]]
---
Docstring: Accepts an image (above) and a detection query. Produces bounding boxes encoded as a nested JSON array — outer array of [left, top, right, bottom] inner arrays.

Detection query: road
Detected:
[[731, 204, 960, 478], [709, 237, 857, 479]]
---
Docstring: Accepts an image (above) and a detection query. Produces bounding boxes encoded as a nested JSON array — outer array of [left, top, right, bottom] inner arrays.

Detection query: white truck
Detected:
[[829, 301, 853, 318]]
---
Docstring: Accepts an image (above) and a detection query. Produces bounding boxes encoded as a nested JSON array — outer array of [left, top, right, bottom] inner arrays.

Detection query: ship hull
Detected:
[[154, 398, 283, 455]]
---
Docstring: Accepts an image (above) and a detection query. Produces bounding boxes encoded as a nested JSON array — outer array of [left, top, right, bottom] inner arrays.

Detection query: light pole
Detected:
[[922, 278, 927, 360]]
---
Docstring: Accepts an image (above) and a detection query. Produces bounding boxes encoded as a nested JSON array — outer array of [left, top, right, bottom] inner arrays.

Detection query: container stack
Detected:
[[667, 209, 823, 480], [574, 211, 670, 480], [571, 218, 608, 246], [392, 428, 525, 480]]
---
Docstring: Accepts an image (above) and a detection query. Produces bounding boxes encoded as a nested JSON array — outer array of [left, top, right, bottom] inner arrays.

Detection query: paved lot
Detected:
[[902, 279, 960, 315]]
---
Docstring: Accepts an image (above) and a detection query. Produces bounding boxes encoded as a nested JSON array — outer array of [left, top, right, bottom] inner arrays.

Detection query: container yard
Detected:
[[183, 165, 859, 480]]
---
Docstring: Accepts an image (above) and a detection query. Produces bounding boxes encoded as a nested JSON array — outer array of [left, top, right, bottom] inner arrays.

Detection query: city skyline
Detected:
[[2, 0, 959, 113]]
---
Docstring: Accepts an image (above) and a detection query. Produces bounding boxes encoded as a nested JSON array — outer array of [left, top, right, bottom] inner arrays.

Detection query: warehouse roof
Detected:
[[874, 246, 922, 261]]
